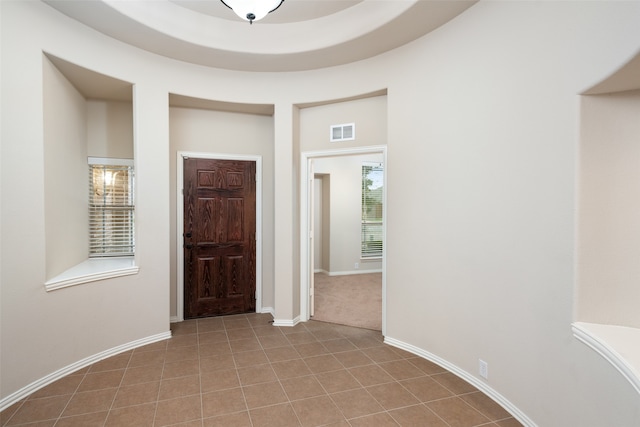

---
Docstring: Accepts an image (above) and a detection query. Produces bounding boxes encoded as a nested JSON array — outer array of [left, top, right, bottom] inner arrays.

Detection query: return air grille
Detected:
[[330, 123, 355, 142]]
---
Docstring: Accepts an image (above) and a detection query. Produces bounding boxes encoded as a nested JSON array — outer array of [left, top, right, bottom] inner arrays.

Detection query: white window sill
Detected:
[[572, 322, 640, 395], [45, 257, 139, 292]]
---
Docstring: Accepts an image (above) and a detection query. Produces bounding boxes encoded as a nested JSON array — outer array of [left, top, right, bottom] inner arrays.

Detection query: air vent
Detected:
[[330, 123, 355, 142]]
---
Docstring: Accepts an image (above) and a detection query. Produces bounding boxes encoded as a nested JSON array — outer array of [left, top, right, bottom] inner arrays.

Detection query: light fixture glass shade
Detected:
[[221, 0, 284, 23]]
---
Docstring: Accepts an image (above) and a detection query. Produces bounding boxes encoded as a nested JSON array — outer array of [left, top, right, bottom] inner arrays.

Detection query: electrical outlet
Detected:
[[354, 262, 359, 269], [479, 359, 489, 379]]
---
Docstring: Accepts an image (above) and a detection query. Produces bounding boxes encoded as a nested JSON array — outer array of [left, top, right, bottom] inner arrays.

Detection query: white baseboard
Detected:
[[0, 331, 172, 412], [170, 316, 181, 323], [384, 336, 536, 427], [272, 315, 300, 327], [324, 269, 383, 277]]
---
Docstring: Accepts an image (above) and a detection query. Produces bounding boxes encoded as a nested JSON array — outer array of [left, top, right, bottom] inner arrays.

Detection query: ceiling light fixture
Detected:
[[221, 0, 284, 24]]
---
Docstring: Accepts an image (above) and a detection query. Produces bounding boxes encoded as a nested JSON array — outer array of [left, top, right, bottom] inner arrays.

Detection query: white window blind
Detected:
[[362, 162, 383, 258], [88, 158, 135, 257]]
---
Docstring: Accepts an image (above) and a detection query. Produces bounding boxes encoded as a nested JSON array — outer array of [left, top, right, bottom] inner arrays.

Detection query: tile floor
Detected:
[[1, 313, 524, 427]]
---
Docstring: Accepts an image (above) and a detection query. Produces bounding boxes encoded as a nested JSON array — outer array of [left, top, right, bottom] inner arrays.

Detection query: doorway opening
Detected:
[[300, 146, 387, 335]]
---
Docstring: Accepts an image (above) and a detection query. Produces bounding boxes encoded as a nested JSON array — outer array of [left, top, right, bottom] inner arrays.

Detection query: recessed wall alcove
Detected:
[[575, 51, 640, 394], [42, 53, 135, 288]]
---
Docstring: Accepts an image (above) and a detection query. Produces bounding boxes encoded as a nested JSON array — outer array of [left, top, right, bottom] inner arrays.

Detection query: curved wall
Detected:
[[3, 1, 640, 425]]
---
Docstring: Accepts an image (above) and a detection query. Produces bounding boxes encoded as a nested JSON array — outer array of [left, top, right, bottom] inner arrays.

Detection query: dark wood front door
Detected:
[[183, 157, 256, 319]]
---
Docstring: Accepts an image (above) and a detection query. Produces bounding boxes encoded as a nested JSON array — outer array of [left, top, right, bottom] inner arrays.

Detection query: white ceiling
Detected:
[[44, 0, 477, 72]]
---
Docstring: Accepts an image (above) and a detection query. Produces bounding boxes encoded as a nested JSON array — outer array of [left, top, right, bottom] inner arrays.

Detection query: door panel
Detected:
[[184, 158, 256, 319]]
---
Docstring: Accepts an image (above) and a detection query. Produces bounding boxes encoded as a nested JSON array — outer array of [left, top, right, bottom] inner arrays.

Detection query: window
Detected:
[[89, 157, 135, 257], [361, 162, 383, 258]]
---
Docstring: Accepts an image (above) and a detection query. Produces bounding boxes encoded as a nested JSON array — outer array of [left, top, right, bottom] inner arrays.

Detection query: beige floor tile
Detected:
[[88, 352, 132, 373], [303, 354, 343, 374], [237, 364, 277, 386], [379, 359, 426, 381], [309, 329, 344, 342], [128, 349, 165, 367], [201, 368, 240, 393], [120, 364, 163, 386], [315, 369, 361, 394], [230, 337, 262, 353], [170, 319, 198, 336], [322, 338, 357, 353], [104, 402, 156, 427], [366, 381, 420, 410], [163, 359, 200, 379], [226, 328, 257, 341], [29, 376, 83, 399], [257, 333, 290, 349], [6, 395, 71, 425], [293, 342, 329, 358], [76, 370, 124, 392], [243, 381, 288, 409], [460, 391, 513, 421], [203, 411, 252, 427], [291, 395, 345, 427], [165, 345, 199, 363], [199, 342, 232, 357], [432, 372, 479, 395], [348, 412, 400, 427], [264, 346, 301, 362], [497, 418, 525, 427], [112, 381, 160, 408], [426, 397, 491, 427], [361, 346, 404, 363], [330, 388, 384, 419], [197, 317, 225, 333], [389, 404, 448, 427], [332, 350, 373, 369], [400, 376, 454, 402], [348, 364, 395, 387], [54, 411, 108, 427], [3, 314, 517, 427], [271, 359, 312, 380], [249, 403, 301, 427], [159, 375, 201, 400], [280, 376, 327, 401], [200, 353, 236, 373], [223, 317, 252, 330], [285, 332, 317, 345], [406, 357, 447, 375], [202, 388, 247, 418], [167, 333, 198, 348], [155, 395, 202, 426], [62, 388, 117, 417], [233, 349, 269, 367], [198, 330, 228, 345]]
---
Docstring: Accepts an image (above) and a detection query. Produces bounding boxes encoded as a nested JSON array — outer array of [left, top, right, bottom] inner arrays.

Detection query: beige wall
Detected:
[[86, 100, 133, 159], [43, 56, 88, 278], [577, 90, 640, 328], [3, 1, 640, 425], [168, 106, 275, 316]]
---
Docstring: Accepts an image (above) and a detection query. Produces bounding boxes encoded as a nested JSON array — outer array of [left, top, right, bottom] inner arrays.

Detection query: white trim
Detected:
[[44, 257, 139, 292], [176, 152, 263, 322], [572, 322, 640, 395], [300, 145, 387, 336], [87, 157, 134, 167], [170, 316, 181, 323], [273, 315, 300, 327], [0, 331, 171, 412], [384, 336, 536, 427], [324, 269, 383, 277]]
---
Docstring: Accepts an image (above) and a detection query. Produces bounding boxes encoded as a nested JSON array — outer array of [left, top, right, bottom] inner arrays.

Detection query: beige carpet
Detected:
[[312, 272, 382, 331]]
